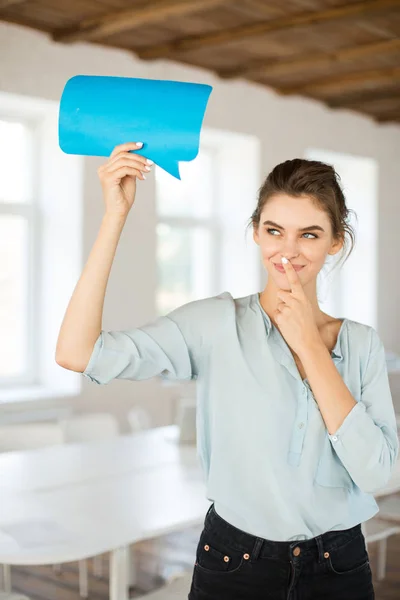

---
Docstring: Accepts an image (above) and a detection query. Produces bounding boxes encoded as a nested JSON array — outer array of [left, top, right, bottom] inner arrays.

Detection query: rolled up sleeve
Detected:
[[81, 292, 232, 386], [328, 328, 399, 494], [82, 315, 194, 385]]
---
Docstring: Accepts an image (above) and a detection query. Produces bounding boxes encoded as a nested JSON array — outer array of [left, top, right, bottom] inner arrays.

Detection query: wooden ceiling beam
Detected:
[[278, 66, 400, 96], [327, 87, 400, 108], [373, 103, 400, 113], [331, 98, 400, 117], [357, 99, 400, 114], [375, 111, 400, 122], [241, 1, 282, 17], [136, 0, 400, 59], [218, 38, 400, 79], [52, 0, 227, 44], [0, 0, 27, 8]]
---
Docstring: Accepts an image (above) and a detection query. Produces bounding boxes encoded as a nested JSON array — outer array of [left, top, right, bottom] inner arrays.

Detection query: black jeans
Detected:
[[188, 503, 374, 600]]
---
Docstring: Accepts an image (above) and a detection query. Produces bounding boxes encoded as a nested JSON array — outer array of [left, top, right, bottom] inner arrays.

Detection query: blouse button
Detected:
[[204, 544, 209, 551], [332, 436, 338, 442], [243, 553, 250, 560], [324, 552, 330, 558]]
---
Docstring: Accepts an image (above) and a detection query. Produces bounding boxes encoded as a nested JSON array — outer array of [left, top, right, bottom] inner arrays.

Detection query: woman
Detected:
[[56, 142, 399, 600]]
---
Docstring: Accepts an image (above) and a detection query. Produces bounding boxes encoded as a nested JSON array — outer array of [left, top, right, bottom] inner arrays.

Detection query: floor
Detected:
[[6, 524, 400, 599]]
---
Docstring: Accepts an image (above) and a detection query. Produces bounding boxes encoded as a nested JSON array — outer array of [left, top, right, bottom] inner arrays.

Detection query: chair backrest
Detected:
[[0, 594, 31, 600], [128, 407, 152, 433], [0, 423, 65, 453], [60, 413, 119, 443], [175, 397, 196, 444]]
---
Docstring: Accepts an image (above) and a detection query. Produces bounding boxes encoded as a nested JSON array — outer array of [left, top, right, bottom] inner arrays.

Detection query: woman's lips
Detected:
[[273, 263, 305, 273]]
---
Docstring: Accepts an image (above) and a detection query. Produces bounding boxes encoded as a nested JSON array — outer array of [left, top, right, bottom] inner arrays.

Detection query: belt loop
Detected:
[[251, 537, 264, 563], [205, 503, 214, 522], [315, 535, 325, 564]]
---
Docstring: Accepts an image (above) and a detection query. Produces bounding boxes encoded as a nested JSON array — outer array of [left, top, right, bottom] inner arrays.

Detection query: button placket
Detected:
[[287, 386, 309, 466]]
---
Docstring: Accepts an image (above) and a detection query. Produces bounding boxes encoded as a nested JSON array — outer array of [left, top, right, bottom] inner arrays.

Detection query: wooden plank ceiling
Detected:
[[1, 0, 399, 124]]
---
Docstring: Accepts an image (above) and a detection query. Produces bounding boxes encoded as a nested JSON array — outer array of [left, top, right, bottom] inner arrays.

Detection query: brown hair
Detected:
[[247, 158, 357, 269]]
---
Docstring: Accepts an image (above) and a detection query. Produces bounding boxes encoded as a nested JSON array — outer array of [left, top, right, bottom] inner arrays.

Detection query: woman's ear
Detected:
[[253, 225, 259, 245], [328, 234, 344, 256]]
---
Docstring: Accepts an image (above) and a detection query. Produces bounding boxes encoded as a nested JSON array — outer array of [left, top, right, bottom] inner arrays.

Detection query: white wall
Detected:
[[1, 21, 400, 429]]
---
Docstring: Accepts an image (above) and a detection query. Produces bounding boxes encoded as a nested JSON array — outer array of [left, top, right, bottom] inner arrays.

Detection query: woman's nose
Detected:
[[281, 239, 300, 256]]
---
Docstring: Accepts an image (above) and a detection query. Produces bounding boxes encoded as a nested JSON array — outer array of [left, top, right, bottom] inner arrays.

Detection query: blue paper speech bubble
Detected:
[[58, 75, 213, 180]]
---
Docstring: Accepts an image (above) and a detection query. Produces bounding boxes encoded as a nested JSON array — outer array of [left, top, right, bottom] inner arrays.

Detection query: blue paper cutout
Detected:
[[58, 75, 213, 179]]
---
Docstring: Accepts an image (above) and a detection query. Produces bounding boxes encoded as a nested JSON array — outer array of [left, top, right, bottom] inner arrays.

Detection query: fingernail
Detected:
[[142, 173, 146, 179], [281, 257, 289, 264], [136, 142, 143, 147], [144, 165, 151, 171], [146, 159, 154, 165]]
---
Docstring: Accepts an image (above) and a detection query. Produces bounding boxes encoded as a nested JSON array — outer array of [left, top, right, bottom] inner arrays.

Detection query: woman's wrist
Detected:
[[102, 211, 128, 228]]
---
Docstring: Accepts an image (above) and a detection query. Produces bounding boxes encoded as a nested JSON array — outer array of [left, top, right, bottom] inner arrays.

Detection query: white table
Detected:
[[0, 426, 210, 600], [0, 426, 399, 600], [0, 426, 191, 493]]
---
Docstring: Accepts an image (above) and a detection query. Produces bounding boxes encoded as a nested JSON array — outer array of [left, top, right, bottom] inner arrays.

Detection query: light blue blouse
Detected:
[[82, 291, 399, 541]]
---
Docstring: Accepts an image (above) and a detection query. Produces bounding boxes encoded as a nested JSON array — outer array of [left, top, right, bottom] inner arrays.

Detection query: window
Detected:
[[155, 128, 261, 317], [0, 118, 37, 387], [0, 92, 83, 403], [305, 148, 378, 329], [155, 146, 218, 315]]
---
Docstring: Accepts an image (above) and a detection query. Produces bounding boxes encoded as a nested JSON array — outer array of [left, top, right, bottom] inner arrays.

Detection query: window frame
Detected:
[[0, 116, 40, 388], [155, 144, 222, 315]]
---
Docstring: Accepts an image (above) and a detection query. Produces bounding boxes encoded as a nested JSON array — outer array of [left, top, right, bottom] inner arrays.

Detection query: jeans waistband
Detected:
[[204, 503, 363, 564]]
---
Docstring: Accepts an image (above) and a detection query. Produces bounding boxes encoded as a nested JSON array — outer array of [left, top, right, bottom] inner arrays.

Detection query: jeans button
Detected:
[[293, 547, 301, 556]]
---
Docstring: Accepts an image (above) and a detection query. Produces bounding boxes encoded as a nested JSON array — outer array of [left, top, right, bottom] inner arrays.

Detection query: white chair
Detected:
[[0, 423, 64, 453], [175, 397, 196, 444], [396, 413, 400, 430], [376, 493, 400, 523], [137, 572, 192, 599], [0, 594, 31, 600], [57, 413, 120, 597], [59, 412, 119, 443], [128, 407, 152, 433], [0, 423, 64, 597], [362, 513, 400, 580]]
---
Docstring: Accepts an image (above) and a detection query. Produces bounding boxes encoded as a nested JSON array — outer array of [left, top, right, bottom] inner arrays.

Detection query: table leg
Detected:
[[110, 547, 128, 600], [2, 565, 11, 593], [126, 545, 137, 587], [78, 559, 88, 598]]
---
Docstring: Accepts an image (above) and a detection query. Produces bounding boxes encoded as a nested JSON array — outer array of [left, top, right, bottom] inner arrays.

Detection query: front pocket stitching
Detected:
[[196, 538, 246, 576], [195, 555, 246, 576], [327, 556, 370, 576]]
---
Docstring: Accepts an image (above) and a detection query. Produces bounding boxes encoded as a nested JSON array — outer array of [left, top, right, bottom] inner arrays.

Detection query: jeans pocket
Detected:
[[195, 528, 247, 576], [327, 534, 371, 576]]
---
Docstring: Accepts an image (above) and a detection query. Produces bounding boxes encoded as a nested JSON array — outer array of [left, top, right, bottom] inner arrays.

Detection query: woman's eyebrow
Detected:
[[262, 220, 325, 233]]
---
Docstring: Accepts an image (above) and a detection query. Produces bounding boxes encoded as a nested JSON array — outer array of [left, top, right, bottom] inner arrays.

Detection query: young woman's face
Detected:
[[253, 193, 342, 289]]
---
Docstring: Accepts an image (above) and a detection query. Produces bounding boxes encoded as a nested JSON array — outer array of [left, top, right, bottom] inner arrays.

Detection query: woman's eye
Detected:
[[266, 228, 317, 239]]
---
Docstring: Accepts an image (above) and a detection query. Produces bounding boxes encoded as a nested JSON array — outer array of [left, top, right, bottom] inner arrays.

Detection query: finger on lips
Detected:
[[280, 257, 304, 296]]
